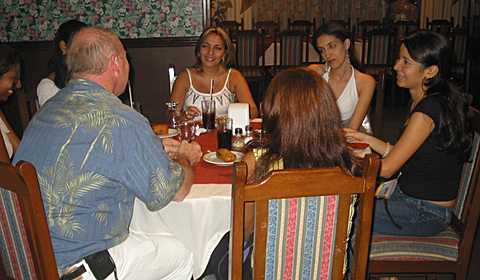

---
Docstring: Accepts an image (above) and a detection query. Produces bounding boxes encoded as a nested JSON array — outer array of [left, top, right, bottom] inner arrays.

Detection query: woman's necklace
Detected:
[[202, 67, 220, 89]]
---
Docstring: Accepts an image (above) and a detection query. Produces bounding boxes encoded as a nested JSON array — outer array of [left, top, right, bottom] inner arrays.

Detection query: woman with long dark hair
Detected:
[[0, 43, 22, 163], [309, 21, 376, 133], [345, 29, 472, 236], [37, 20, 86, 107]]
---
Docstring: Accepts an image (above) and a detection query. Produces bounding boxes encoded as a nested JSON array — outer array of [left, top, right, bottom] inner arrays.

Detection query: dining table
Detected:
[[129, 120, 262, 279]]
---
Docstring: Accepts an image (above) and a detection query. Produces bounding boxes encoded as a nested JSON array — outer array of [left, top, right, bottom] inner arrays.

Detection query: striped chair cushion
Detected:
[[240, 68, 263, 77], [265, 196, 348, 280], [236, 36, 258, 67], [280, 36, 302, 66], [369, 227, 459, 261], [0, 189, 37, 279], [368, 35, 390, 65]]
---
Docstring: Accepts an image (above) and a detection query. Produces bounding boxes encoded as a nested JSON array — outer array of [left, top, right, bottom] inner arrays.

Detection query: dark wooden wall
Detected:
[[2, 37, 198, 137]]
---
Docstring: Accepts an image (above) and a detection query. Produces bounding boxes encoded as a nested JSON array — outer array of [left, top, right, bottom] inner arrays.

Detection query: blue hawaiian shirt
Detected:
[[13, 79, 185, 274]]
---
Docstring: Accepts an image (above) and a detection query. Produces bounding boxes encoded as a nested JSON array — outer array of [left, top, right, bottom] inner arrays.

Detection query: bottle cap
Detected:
[[245, 124, 252, 132], [235, 128, 243, 134]]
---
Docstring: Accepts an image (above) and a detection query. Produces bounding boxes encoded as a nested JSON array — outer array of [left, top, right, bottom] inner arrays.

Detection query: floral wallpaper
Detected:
[[0, 0, 205, 42]]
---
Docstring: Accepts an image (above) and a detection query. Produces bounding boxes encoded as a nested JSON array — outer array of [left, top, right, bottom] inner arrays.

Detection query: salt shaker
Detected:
[[232, 128, 244, 151], [243, 125, 254, 145]]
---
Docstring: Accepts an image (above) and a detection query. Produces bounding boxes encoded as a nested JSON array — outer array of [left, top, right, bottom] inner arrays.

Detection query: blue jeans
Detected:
[[372, 187, 452, 236]]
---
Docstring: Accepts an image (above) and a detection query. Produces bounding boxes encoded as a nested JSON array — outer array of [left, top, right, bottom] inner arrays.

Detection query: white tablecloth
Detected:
[[130, 183, 231, 279], [261, 42, 320, 66]]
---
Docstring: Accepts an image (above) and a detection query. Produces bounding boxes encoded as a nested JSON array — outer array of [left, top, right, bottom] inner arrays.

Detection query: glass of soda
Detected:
[[202, 100, 216, 133], [217, 117, 233, 150]]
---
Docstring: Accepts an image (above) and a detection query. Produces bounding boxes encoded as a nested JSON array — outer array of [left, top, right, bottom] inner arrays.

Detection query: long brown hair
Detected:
[[253, 68, 356, 180]]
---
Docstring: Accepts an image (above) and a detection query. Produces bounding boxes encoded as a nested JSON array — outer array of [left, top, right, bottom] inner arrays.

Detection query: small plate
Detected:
[[157, 128, 178, 139], [203, 151, 244, 166]]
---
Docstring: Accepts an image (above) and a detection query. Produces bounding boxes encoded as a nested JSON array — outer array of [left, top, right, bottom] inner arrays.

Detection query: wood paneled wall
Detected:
[[3, 37, 198, 137]]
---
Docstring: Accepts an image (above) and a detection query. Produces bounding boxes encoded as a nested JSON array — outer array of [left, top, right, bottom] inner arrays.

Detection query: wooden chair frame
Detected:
[[252, 18, 280, 37], [356, 19, 383, 39], [361, 28, 396, 78], [273, 29, 307, 72], [367, 106, 480, 279], [0, 161, 59, 280], [426, 17, 454, 39], [287, 18, 316, 36], [369, 69, 386, 138], [230, 154, 380, 280]]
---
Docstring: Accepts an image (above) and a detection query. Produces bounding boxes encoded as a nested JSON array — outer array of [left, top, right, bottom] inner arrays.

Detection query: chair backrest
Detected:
[[287, 18, 316, 36], [369, 69, 386, 138], [252, 18, 280, 37], [451, 27, 468, 67], [426, 17, 454, 38], [230, 154, 380, 280], [356, 19, 383, 39], [392, 20, 418, 38], [275, 29, 306, 69], [232, 30, 265, 78], [0, 161, 59, 280], [216, 19, 244, 36], [16, 87, 38, 132], [328, 19, 352, 33], [361, 28, 395, 78]]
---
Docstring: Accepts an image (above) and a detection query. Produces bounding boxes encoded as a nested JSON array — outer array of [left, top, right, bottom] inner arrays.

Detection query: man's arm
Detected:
[[171, 140, 202, 201]]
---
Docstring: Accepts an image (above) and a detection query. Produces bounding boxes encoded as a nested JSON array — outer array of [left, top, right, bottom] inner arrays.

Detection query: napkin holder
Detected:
[[228, 103, 249, 135]]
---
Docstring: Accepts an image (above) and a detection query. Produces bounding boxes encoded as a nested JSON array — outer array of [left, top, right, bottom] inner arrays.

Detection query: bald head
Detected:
[[67, 26, 125, 78]]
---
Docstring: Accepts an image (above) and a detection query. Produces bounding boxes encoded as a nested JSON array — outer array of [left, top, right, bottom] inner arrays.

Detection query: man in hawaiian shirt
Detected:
[[13, 26, 202, 280]]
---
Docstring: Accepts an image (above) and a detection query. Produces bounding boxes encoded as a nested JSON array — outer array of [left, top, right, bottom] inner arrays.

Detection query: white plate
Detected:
[[203, 151, 244, 166], [157, 128, 178, 139]]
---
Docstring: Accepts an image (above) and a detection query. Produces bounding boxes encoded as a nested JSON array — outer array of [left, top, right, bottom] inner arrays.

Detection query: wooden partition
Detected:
[[2, 38, 198, 137]]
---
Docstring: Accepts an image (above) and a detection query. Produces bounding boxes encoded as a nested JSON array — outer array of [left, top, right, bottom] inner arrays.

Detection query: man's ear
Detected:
[[111, 54, 120, 72]]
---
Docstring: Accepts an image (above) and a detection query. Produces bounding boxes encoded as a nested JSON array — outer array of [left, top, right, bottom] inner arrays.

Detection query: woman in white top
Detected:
[[171, 27, 258, 119], [309, 21, 376, 133], [0, 43, 22, 164], [37, 20, 86, 107]]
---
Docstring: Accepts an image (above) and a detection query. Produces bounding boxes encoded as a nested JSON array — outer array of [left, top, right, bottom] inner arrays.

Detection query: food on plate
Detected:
[[216, 148, 237, 162], [152, 124, 169, 135]]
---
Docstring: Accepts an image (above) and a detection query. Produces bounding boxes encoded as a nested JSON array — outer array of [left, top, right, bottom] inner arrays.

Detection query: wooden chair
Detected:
[[16, 87, 38, 132], [367, 106, 480, 279], [216, 19, 244, 36], [0, 161, 59, 280], [369, 69, 386, 138], [232, 30, 266, 105], [287, 18, 316, 36], [168, 63, 176, 94], [392, 20, 419, 38], [361, 28, 396, 79], [426, 17, 454, 39], [230, 154, 381, 280], [451, 27, 468, 87], [252, 18, 280, 37], [273, 29, 306, 73], [356, 19, 383, 39]]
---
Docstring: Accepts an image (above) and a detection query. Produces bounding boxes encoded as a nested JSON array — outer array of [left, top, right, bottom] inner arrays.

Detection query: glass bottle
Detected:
[[165, 102, 180, 128], [232, 128, 244, 152], [243, 125, 254, 145]]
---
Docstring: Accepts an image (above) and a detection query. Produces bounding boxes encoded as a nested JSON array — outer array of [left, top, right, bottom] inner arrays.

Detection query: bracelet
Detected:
[[383, 142, 392, 158]]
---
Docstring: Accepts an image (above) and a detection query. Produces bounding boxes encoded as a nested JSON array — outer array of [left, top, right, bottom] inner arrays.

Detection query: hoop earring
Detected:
[[421, 77, 428, 92]]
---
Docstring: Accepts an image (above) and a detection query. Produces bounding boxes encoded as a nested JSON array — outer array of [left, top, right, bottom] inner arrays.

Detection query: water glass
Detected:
[[217, 117, 233, 150], [202, 100, 216, 133], [177, 120, 196, 143]]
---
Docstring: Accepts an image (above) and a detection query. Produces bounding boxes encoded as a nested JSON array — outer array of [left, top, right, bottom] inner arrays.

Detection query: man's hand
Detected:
[[178, 140, 202, 167], [162, 138, 180, 160]]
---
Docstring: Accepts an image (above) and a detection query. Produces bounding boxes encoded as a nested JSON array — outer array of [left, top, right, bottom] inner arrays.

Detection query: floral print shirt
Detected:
[[13, 79, 185, 275]]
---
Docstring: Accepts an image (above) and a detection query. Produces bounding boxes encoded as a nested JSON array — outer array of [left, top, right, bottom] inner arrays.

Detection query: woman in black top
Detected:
[[344, 29, 472, 236]]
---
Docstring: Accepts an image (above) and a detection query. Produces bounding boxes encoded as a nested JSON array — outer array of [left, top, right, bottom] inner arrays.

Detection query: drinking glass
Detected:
[[217, 117, 233, 150], [202, 100, 216, 133], [165, 102, 180, 128], [177, 120, 196, 143]]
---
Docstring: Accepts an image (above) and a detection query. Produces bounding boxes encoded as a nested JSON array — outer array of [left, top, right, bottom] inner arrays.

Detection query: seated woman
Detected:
[[0, 43, 22, 164], [170, 26, 258, 120], [344, 30, 472, 237], [37, 20, 86, 107], [202, 68, 360, 280], [309, 21, 376, 133]]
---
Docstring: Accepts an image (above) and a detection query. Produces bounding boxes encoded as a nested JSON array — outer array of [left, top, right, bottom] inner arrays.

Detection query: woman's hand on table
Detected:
[[184, 106, 201, 119], [162, 138, 181, 160], [343, 128, 370, 144], [178, 140, 203, 167]]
